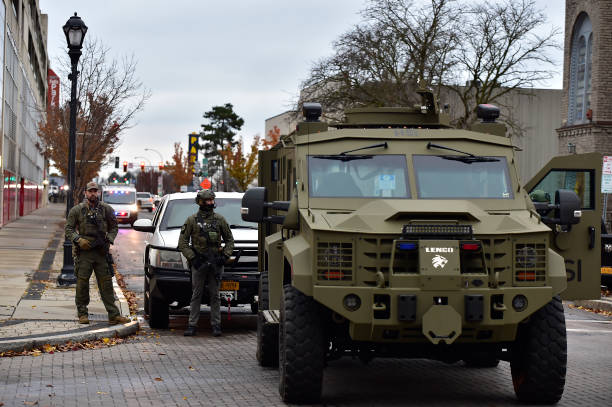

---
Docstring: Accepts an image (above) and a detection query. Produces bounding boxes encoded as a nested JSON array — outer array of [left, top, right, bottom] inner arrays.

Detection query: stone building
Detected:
[[0, 0, 48, 226]]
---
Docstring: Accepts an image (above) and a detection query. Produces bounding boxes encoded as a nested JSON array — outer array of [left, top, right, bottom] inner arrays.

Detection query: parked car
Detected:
[[136, 192, 154, 212], [133, 191, 259, 328], [101, 185, 138, 226]]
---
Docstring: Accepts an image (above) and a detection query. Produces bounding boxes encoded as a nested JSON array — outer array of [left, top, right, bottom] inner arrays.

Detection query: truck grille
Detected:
[[514, 243, 546, 282], [317, 242, 353, 281]]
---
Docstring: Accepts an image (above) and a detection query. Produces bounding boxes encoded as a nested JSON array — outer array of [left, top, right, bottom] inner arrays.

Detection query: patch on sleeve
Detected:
[[180, 225, 186, 234]]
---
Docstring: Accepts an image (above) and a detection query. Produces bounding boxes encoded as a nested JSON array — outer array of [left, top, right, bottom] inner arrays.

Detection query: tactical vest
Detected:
[[78, 203, 111, 238], [191, 212, 222, 252]]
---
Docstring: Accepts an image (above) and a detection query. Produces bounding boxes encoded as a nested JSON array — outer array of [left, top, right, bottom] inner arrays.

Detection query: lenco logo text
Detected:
[[425, 247, 454, 253]]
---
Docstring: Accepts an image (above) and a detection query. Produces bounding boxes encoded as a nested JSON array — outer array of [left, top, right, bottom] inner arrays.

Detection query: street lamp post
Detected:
[[58, 13, 88, 286]]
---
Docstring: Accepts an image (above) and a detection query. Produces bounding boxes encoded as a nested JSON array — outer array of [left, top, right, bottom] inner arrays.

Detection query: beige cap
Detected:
[[86, 181, 99, 191]]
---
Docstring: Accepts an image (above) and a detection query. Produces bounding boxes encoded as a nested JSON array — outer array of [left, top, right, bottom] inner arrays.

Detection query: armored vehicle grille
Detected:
[[481, 237, 510, 276], [514, 243, 546, 282], [317, 242, 353, 281]]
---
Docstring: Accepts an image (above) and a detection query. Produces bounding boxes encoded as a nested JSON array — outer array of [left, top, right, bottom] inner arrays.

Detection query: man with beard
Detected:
[[65, 181, 130, 325], [178, 189, 234, 337]]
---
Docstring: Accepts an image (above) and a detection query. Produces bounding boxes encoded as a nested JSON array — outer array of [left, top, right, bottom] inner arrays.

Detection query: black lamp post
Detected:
[[58, 13, 88, 286]]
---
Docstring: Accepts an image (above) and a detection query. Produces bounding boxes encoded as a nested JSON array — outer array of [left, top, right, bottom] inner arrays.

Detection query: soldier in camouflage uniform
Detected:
[[65, 181, 130, 325], [178, 189, 234, 337]]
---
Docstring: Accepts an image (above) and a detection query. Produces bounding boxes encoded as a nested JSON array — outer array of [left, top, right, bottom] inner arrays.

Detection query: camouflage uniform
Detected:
[[178, 190, 234, 331], [65, 190, 120, 320]]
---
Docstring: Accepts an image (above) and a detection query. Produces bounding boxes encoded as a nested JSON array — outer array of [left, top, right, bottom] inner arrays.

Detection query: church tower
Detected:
[[557, 0, 612, 154]]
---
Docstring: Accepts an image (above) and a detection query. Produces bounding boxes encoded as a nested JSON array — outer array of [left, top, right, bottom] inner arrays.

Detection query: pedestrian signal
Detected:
[[115, 157, 120, 168]]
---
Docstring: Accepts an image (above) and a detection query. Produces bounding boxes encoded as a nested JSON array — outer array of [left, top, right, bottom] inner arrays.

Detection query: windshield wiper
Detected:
[[427, 142, 499, 163], [230, 224, 258, 229], [313, 142, 388, 161]]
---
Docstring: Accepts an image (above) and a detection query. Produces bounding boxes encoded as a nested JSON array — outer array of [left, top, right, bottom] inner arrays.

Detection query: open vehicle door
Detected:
[[525, 152, 602, 300]]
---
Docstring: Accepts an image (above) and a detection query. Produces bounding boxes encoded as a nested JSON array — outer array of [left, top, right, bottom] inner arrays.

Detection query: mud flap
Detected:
[[422, 304, 462, 345]]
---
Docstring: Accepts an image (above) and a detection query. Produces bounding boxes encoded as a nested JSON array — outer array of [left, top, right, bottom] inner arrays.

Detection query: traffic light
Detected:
[[158, 162, 164, 171], [123, 161, 128, 172], [115, 157, 120, 168], [140, 161, 145, 172]]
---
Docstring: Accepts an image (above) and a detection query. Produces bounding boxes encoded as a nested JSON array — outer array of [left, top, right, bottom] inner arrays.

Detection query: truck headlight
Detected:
[[154, 249, 184, 269]]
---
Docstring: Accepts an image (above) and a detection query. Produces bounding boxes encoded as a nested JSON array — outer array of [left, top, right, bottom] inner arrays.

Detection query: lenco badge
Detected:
[[425, 247, 454, 253]]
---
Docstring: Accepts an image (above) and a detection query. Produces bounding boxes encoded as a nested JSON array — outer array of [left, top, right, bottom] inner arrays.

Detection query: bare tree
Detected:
[[299, 0, 559, 136], [446, 0, 560, 129], [38, 38, 150, 202]]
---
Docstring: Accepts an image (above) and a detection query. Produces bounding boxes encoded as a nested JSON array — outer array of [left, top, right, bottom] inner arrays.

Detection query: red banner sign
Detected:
[[47, 68, 60, 108]]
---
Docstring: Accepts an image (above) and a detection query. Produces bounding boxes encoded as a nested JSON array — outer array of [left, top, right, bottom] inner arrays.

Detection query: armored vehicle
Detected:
[[241, 89, 602, 404]]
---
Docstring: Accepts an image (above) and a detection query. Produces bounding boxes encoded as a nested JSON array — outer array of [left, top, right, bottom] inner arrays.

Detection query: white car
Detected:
[[136, 192, 154, 212], [101, 185, 139, 226], [133, 191, 259, 328]]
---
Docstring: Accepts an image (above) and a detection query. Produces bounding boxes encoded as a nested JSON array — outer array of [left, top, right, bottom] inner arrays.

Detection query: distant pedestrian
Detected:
[[64, 181, 130, 325], [178, 189, 234, 337]]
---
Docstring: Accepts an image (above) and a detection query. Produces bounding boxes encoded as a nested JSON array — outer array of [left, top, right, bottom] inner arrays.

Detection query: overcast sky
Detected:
[[39, 0, 565, 178]]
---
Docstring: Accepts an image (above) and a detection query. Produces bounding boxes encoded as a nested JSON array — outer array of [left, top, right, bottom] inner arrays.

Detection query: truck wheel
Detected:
[[144, 277, 150, 314], [148, 295, 169, 329], [259, 270, 269, 310], [250, 301, 258, 314], [511, 295, 566, 404], [279, 285, 325, 403], [257, 311, 279, 367], [256, 271, 278, 366]]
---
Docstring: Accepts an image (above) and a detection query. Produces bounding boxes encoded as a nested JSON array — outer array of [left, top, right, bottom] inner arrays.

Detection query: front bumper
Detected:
[[313, 285, 554, 343], [147, 265, 259, 306]]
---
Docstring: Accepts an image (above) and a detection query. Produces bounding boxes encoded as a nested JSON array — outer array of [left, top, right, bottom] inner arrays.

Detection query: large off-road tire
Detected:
[[279, 285, 325, 404], [256, 271, 278, 367], [511, 295, 566, 404], [148, 295, 169, 329]]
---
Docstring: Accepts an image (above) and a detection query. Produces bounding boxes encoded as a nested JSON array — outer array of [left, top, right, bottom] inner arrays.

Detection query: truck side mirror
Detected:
[[241, 187, 266, 222], [554, 189, 581, 226]]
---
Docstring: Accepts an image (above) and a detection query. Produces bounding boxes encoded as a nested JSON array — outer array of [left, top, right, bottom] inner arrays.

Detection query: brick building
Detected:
[[557, 0, 612, 155]]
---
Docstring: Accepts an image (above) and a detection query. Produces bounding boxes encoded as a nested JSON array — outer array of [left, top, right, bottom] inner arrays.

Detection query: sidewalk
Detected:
[[0, 203, 138, 353]]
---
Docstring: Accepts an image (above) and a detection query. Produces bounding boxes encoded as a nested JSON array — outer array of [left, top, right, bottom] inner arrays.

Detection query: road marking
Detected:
[[567, 328, 612, 334]]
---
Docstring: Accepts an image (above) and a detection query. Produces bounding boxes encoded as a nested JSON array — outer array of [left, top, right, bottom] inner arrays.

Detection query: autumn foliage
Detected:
[[221, 136, 260, 191], [262, 125, 281, 150], [164, 142, 193, 192]]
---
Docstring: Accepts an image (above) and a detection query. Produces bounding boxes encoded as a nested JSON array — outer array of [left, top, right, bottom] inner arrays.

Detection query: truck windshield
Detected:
[[102, 190, 136, 204], [160, 198, 257, 230], [308, 155, 410, 198], [413, 155, 513, 199]]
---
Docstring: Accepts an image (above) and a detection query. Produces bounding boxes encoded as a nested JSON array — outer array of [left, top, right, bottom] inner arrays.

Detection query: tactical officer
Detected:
[[178, 189, 234, 337], [65, 182, 130, 325]]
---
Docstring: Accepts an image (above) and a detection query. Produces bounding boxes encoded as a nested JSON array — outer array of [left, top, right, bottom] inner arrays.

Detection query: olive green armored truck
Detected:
[[241, 89, 602, 404]]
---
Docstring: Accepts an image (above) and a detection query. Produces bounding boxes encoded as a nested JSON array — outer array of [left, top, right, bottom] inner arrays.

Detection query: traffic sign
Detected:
[[200, 178, 211, 189], [603, 156, 612, 193]]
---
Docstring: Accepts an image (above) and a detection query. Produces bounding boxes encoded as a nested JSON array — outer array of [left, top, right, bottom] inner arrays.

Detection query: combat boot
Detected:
[[78, 315, 90, 324], [108, 315, 131, 325], [212, 325, 222, 337], [184, 326, 197, 336]]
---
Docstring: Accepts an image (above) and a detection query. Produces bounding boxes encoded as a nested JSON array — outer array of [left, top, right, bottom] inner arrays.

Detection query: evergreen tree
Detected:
[[200, 103, 244, 191]]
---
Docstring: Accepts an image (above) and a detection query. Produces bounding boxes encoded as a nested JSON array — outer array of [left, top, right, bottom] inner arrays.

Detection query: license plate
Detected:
[[221, 281, 239, 290], [602, 267, 612, 275]]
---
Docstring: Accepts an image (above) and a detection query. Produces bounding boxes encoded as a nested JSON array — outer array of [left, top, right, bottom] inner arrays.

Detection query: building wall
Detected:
[[0, 0, 48, 226]]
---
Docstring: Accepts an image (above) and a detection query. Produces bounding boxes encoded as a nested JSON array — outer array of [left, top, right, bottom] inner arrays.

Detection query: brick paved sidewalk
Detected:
[[0, 203, 137, 353]]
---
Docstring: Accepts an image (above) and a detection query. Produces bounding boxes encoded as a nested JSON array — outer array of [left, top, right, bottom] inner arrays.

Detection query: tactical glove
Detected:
[[77, 238, 92, 250]]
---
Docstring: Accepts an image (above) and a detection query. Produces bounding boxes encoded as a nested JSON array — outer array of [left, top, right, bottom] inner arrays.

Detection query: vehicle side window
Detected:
[[530, 169, 594, 210], [152, 198, 165, 226]]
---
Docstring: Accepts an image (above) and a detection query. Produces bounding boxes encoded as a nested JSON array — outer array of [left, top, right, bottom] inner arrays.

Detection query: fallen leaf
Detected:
[[96, 392, 107, 395], [102, 338, 110, 344], [158, 353, 166, 356], [183, 397, 187, 400], [45, 385, 53, 388], [154, 377, 163, 382], [31, 305, 36, 309], [188, 366, 194, 370], [23, 402, 38, 406]]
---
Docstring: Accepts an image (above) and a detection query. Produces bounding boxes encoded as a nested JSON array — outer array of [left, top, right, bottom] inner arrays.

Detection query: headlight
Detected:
[[130, 204, 138, 212], [153, 249, 184, 269]]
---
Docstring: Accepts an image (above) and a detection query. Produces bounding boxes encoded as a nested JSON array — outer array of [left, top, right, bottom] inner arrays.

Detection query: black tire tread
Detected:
[[279, 285, 324, 404], [148, 295, 169, 329], [256, 271, 279, 366], [511, 295, 567, 404]]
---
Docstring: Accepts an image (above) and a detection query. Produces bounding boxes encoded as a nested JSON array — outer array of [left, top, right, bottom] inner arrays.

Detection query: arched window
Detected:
[[568, 13, 593, 124]]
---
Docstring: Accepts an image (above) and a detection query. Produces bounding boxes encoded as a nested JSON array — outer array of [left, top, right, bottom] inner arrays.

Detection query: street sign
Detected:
[[200, 178, 211, 189], [602, 156, 612, 193], [180, 185, 188, 192]]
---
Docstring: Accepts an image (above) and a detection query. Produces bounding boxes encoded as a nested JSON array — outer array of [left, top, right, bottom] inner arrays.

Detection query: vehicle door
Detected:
[[525, 152, 602, 300]]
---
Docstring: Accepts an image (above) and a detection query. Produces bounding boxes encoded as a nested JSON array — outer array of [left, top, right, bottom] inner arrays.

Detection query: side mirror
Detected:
[[554, 189, 581, 226], [133, 218, 155, 233], [241, 187, 266, 222], [241, 187, 290, 224]]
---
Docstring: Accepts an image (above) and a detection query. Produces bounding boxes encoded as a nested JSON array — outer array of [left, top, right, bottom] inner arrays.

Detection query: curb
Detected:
[[112, 276, 130, 317], [573, 299, 612, 313], [0, 320, 139, 353]]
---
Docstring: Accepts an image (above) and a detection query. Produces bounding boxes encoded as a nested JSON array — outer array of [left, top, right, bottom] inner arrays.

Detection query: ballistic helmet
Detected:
[[196, 189, 215, 204]]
